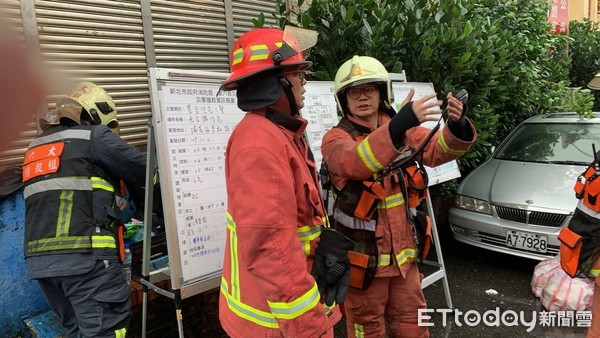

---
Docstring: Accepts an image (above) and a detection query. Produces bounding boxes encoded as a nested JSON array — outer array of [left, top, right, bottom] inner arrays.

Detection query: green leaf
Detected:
[[345, 5, 356, 22], [394, 26, 404, 39], [363, 18, 373, 35], [252, 13, 265, 28], [462, 22, 473, 36], [297, 13, 309, 27], [423, 47, 433, 58]]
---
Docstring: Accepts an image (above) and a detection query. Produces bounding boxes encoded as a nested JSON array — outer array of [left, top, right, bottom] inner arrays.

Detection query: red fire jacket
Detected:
[[220, 108, 341, 337]]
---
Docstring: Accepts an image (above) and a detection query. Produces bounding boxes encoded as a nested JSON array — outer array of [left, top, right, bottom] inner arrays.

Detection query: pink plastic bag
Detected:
[[532, 256, 594, 311]]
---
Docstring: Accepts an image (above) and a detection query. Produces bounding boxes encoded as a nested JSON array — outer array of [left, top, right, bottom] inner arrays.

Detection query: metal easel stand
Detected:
[[140, 121, 185, 338], [420, 190, 453, 309]]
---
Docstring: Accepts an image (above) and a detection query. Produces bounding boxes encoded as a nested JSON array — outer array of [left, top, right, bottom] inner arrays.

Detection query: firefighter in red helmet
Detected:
[[218, 27, 351, 337]]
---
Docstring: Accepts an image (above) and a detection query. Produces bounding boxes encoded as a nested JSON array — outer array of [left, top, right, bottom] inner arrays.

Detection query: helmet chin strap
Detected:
[[278, 75, 300, 116]]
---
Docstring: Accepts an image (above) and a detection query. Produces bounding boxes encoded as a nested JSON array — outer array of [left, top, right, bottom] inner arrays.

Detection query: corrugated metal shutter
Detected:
[[35, 0, 151, 149], [151, 0, 230, 72], [1, 1, 23, 36], [232, 0, 279, 38], [0, 0, 38, 169]]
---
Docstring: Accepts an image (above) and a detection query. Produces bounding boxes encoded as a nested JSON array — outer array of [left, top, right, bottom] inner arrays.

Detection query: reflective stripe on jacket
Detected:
[[220, 108, 341, 337], [23, 125, 120, 256], [322, 112, 476, 278]]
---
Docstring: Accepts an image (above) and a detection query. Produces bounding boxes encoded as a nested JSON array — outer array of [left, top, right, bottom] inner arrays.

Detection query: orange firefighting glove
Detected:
[[311, 228, 355, 306]]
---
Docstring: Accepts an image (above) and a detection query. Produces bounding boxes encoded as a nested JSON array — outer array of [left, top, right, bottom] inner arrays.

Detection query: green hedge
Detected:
[[568, 19, 600, 111]]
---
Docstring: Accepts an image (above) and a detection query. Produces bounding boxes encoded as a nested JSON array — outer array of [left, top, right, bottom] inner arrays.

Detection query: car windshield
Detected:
[[494, 122, 600, 164]]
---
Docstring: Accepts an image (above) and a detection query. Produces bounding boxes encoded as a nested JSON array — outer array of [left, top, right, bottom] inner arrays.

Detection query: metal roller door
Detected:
[[151, 0, 230, 72], [35, 0, 151, 150], [231, 0, 279, 38]]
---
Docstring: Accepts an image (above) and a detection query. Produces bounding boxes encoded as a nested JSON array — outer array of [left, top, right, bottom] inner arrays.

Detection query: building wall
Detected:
[[569, 0, 599, 22], [0, 190, 49, 336]]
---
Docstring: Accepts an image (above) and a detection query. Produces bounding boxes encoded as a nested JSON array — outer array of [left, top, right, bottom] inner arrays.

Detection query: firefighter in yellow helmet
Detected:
[[52, 82, 120, 134], [588, 72, 600, 90], [219, 27, 350, 337], [23, 82, 145, 337], [321, 55, 477, 337]]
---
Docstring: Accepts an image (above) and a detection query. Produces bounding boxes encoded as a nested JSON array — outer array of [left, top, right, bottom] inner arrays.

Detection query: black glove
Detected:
[[311, 228, 355, 306], [389, 102, 420, 149]]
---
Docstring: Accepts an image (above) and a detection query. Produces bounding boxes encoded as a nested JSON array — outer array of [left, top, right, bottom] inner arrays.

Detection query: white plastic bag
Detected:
[[531, 256, 562, 298], [531, 255, 595, 311]]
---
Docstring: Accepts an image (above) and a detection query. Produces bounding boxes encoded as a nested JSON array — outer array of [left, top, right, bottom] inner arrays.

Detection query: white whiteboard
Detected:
[[301, 81, 339, 171], [148, 68, 244, 295]]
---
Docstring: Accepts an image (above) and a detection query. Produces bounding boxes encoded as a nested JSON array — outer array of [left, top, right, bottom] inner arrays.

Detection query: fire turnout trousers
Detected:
[[344, 262, 428, 338], [36, 259, 131, 338], [588, 280, 600, 338]]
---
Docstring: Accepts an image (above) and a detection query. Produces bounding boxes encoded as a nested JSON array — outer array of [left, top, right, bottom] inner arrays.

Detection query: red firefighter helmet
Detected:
[[221, 27, 316, 90]]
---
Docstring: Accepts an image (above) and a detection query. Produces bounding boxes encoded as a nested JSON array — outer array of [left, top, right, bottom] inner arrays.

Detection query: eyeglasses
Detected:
[[283, 70, 307, 81], [346, 85, 379, 100]]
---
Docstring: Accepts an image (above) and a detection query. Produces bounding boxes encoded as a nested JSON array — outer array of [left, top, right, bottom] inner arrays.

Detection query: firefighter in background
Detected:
[[218, 27, 353, 337], [556, 146, 600, 337], [587, 207, 600, 338], [23, 82, 146, 338], [582, 76, 600, 338], [321, 55, 476, 337], [588, 72, 600, 90]]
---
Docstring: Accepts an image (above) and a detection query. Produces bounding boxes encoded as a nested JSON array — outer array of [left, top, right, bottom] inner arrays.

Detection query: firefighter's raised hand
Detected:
[[388, 92, 441, 149], [446, 92, 464, 122], [412, 92, 442, 124], [311, 228, 354, 306]]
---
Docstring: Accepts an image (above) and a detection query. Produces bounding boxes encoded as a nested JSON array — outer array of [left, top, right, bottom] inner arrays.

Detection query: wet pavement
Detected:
[[330, 223, 590, 338], [417, 225, 590, 338]]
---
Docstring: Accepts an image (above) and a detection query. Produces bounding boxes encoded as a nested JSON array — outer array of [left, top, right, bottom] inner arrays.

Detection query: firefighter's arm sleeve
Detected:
[[407, 118, 477, 168], [322, 124, 400, 181], [229, 147, 329, 337], [447, 105, 473, 141], [91, 126, 147, 188]]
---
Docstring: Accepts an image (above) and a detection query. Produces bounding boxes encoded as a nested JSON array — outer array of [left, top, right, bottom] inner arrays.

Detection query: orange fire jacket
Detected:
[[322, 112, 476, 278]]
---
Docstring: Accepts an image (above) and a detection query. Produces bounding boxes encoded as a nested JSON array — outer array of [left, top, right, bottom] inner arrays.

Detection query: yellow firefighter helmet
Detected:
[[334, 55, 394, 116]]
